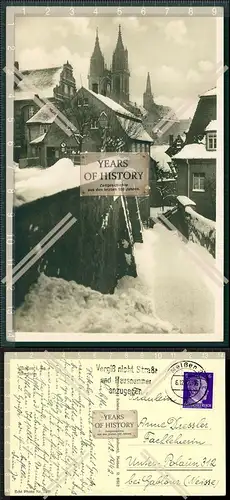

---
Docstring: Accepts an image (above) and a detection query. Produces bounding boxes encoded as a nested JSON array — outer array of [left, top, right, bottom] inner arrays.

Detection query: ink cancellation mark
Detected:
[[183, 372, 214, 409], [92, 410, 138, 439]]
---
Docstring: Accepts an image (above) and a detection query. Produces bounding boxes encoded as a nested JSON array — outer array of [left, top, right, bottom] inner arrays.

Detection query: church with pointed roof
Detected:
[[88, 25, 130, 104]]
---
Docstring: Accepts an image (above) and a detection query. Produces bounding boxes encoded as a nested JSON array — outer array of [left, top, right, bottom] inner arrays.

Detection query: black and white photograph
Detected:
[[6, 7, 224, 341]]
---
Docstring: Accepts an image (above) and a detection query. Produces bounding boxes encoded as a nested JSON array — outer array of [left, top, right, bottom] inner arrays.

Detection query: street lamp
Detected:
[[98, 111, 108, 152]]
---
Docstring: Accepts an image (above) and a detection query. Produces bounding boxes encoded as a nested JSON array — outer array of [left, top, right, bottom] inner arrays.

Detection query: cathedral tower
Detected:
[[111, 25, 130, 103], [88, 29, 105, 94], [143, 72, 154, 111]]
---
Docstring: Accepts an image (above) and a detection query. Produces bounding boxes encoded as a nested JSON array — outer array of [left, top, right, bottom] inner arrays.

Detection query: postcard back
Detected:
[[4, 351, 226, 496]]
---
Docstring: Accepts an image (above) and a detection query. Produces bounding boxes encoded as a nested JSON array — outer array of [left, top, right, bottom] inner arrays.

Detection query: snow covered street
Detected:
[[134, 224, 215, 334], [15, 223, 215, 334]]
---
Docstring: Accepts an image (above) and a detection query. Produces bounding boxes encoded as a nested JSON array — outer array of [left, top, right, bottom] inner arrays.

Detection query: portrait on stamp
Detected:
[[183, 372, 214, 408]]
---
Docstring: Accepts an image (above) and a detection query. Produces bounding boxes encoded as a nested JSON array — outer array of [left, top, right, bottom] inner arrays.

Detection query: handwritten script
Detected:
[[5, 353, 225, 496]]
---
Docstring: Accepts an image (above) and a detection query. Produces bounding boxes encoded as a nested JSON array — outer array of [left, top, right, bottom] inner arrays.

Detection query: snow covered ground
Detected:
[[134, 224, 215, 334], [15, 223, 215, 334]]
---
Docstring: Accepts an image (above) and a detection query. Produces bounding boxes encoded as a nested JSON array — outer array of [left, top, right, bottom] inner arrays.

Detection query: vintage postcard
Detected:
[[3, 5, 226, 342], [4, 351, 226, 496]]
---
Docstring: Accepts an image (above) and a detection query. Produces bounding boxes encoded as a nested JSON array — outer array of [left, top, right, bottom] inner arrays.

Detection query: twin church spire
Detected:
[[89, 26, 154, 109], [88, 25, 130, 103]]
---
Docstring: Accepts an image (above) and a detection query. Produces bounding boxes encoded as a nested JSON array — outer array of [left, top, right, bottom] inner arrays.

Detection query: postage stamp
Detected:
[[92, 410, 138, 439], [183, 372, 214, 409], [166, 360, 206, 405]]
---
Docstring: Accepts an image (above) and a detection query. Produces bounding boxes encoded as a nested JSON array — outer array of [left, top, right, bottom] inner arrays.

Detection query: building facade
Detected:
[[173, 88, 217, 221], [24, 86, 153, 168], [68, 86, 153, 154], [14, 61, 76, 162]]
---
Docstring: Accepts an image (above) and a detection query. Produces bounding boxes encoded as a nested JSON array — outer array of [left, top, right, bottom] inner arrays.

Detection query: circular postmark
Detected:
[[166, 360, 207, 405]]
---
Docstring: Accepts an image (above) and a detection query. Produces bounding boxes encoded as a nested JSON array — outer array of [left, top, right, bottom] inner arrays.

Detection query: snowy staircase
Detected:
[[149, 206, 178, 230]]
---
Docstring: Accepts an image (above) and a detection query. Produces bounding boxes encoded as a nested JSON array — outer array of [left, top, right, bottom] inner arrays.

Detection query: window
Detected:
[[28, 106, 35, 119], [131, 143, 136, 153], [77, 98, 83, 107], [40, 124, 48, 134], [70, 87, 74, 96], [31, 146, 37, 157], [91, 119, 98, 129], [64, 84, 69, 94], [83, 98, 89, 106], [207, 132, 217, 150], [92, 83, 98, 94], [193, 173, 205, 192]]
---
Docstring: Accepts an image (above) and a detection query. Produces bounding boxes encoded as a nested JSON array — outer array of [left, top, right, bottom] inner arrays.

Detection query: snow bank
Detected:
[[15, 158, 80, 206], [15, 225, 215, 334], [134, 225, 215, 334], [177, 195, 196, 207], [15, 272, 178, 334], [185, 206, 216, 257]]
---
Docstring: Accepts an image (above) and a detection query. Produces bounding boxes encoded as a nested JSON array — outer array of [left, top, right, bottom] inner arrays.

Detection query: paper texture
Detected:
[[4, 9, 224, 344], [4, 352, 226, 496]]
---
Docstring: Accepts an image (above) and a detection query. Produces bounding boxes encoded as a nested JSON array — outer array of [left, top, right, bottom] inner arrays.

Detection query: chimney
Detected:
[[14, 61, 19, 70], [169, 134, 174, 146]]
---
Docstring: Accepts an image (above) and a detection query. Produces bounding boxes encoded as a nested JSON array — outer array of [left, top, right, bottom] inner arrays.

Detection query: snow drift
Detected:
[[14, 272, 177, 334], [14, 159, 80, 206], [14, 225, 215, 334]]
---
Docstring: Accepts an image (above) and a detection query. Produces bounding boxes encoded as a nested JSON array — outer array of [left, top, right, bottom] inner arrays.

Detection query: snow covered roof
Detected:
[[177, 195, 196, 207], [30, 133, 47, 144], [14, 159, 80, 206], [205, 120, 217, 132], [173, 143, 217, 160], [15, 66, 63, 101], [27, 103, 58, 124], [117, 116, 153, 142], [150, 146, 171, 172], [85, 88, 139, 120], [151, 145, 169, 154], [127, 102, 148, 117], [199, 87, 216, 98]]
